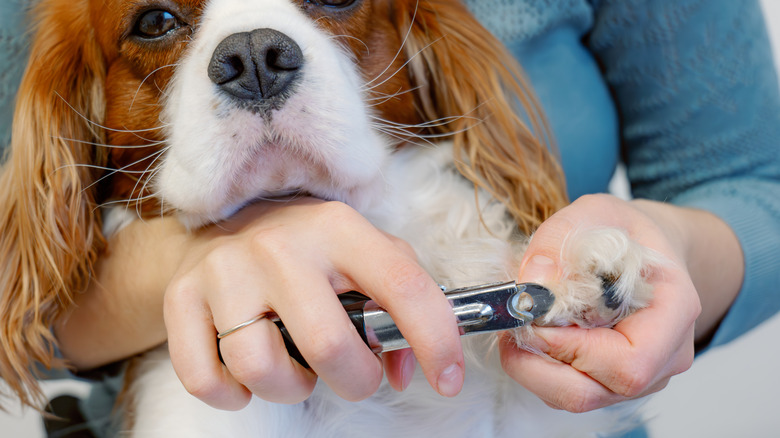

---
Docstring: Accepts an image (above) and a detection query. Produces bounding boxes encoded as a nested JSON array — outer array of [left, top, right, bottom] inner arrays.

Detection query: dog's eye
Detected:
[[133, 10, 180, 39], [305, 0, 356, 8]]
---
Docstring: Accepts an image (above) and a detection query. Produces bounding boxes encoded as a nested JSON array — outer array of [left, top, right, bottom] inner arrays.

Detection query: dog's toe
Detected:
[[536, 227, 661, 329]]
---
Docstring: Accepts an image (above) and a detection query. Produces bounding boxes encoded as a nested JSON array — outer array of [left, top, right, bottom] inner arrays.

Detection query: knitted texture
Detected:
[[462, 0, 592, 43], [586, 0, 780, 349], [0, 0, 32, 152]]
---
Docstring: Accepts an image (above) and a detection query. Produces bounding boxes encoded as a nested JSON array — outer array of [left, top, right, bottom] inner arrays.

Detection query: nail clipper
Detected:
[[273, 281, 555, 368]]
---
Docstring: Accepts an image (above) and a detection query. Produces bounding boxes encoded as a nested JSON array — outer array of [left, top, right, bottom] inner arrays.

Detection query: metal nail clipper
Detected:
[[272, 281, 555, 368]]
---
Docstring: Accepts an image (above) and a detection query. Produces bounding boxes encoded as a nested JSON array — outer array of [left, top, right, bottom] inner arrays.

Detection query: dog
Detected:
[[0, 0, 658, 436]]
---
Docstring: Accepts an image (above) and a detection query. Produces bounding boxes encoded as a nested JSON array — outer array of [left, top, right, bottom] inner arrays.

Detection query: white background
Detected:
[[1, 1, 780, 437]]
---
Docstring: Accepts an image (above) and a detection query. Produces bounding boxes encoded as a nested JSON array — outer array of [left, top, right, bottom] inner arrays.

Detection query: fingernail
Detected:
[[521, 254, 557, 284], [400, 352, 416, 391], [437, 364, 463, 397]]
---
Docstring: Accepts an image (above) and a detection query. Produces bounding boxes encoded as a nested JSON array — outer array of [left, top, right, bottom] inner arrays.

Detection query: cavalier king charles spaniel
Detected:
[[0, 0, 658, 436]]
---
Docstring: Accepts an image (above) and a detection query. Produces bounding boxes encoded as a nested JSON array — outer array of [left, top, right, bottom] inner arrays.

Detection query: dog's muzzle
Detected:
[[208, 28, 303, 110]]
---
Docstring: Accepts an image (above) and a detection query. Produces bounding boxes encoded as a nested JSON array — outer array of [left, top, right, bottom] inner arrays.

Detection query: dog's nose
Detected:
[[208, 28, 303, 105]]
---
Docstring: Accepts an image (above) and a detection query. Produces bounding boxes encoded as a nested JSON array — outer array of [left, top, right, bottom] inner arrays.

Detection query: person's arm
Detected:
[[588, 0, 780, 349], [501, 194, 739, 412], [642, 201, 745, 344], [500, 0, 780, 412], [54, 216, 187, 370]]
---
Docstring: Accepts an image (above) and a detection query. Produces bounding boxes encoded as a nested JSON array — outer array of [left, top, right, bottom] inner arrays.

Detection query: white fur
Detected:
[[156, 0, 388, 227], [124, 0, 658, 436]]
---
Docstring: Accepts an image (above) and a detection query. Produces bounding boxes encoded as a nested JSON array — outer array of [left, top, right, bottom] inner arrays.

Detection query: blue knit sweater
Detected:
[[2, 0, 778, 353]]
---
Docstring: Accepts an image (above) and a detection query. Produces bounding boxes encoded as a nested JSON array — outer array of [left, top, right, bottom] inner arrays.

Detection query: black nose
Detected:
[[208, 28, 303, 107]]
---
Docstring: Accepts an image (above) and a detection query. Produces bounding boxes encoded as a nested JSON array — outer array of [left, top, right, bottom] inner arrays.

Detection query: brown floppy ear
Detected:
[[393, 0, 568, 234], [0, 1, 106, 407]]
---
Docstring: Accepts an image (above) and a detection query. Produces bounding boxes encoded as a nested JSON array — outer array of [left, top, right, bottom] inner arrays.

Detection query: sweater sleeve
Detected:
[[587, 0, 780, 350]]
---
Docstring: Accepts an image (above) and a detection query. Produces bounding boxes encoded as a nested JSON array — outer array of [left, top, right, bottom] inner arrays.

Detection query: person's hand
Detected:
[[163, 198, 465, 410], [499, 194, 711, 412]]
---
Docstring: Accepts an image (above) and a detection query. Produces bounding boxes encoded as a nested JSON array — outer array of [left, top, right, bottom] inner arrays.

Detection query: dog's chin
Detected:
[[175, 184, 377, 231], [173, 189, 301, 230]]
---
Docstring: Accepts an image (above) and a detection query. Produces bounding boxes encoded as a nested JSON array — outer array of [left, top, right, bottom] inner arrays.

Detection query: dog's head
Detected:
[[0, 0, 566, 406]]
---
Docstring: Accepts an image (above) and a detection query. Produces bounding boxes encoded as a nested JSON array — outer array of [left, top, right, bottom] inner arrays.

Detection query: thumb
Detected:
[[517, 210, 575, 286]]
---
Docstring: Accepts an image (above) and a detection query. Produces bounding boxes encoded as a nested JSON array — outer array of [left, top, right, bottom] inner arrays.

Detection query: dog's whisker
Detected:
[[327, 34, 370, 55], [56, 163, 154, 175], [369, 117, 482, 140], [370, 114, 481, 130], [365, 93, 399, 108], [79, 147, 168, 194], [372, 126, 437, 149], [364, 85, 423, 103], [95, 191, 160, 213], [361, 37, 441, 94], [373, 99, 490, 136], [54, 145, 166, 180], [362, 0, 420, 89], [129, 63, 179, 113], [128, 127, 169, 145], [146, 166, 169, 220], [53, 136, 166, 149], [136, 149, 167, 196], [364, 87, 417, 107], [130, 146, 169, 219], [55, 92, 169, 134]]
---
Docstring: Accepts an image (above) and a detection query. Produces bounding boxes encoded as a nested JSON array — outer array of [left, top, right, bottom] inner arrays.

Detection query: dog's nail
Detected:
[[521, 254, 557, 284], [436, 364, 463, 397], [600, 275, 622, 310]]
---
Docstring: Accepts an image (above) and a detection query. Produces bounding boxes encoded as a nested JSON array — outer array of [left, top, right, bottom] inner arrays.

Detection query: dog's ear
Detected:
[[0, 0, 107, 407], [393, 0, 568, 234]]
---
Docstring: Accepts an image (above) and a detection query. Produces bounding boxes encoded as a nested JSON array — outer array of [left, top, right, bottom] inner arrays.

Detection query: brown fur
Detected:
[[0, 0, 567, 408], [394, 0, 568, 234], [0, 0, 107, 408]]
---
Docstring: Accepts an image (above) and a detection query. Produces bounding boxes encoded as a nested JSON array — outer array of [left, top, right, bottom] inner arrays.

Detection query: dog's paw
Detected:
[[536, 227, 663, 329]]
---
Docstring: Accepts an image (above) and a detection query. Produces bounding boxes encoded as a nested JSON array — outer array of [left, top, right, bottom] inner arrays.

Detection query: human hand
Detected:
[[163, 198, 464, 410], [499, 194, 703, 412]]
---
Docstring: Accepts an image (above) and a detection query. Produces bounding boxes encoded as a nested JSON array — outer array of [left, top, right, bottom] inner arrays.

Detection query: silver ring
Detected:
[[217, 314, 267, 339]]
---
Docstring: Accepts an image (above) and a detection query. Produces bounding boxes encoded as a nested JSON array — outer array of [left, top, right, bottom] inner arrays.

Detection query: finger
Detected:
[[382, 232, 419, 261], [382, 348, 416, 392], [498, 335, 625, 413], [272, 274, 384, 402], [507, 276, 696, 401], [195, 246, 318, 403], [516, 195, 643, 285], [542, 375, 671, 411], [334, 234, 464, 397], [219, 317, 317, 404], [164, 283, 251, 410], [328, 232, 419, 295], [530, 308, 694, 399]]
